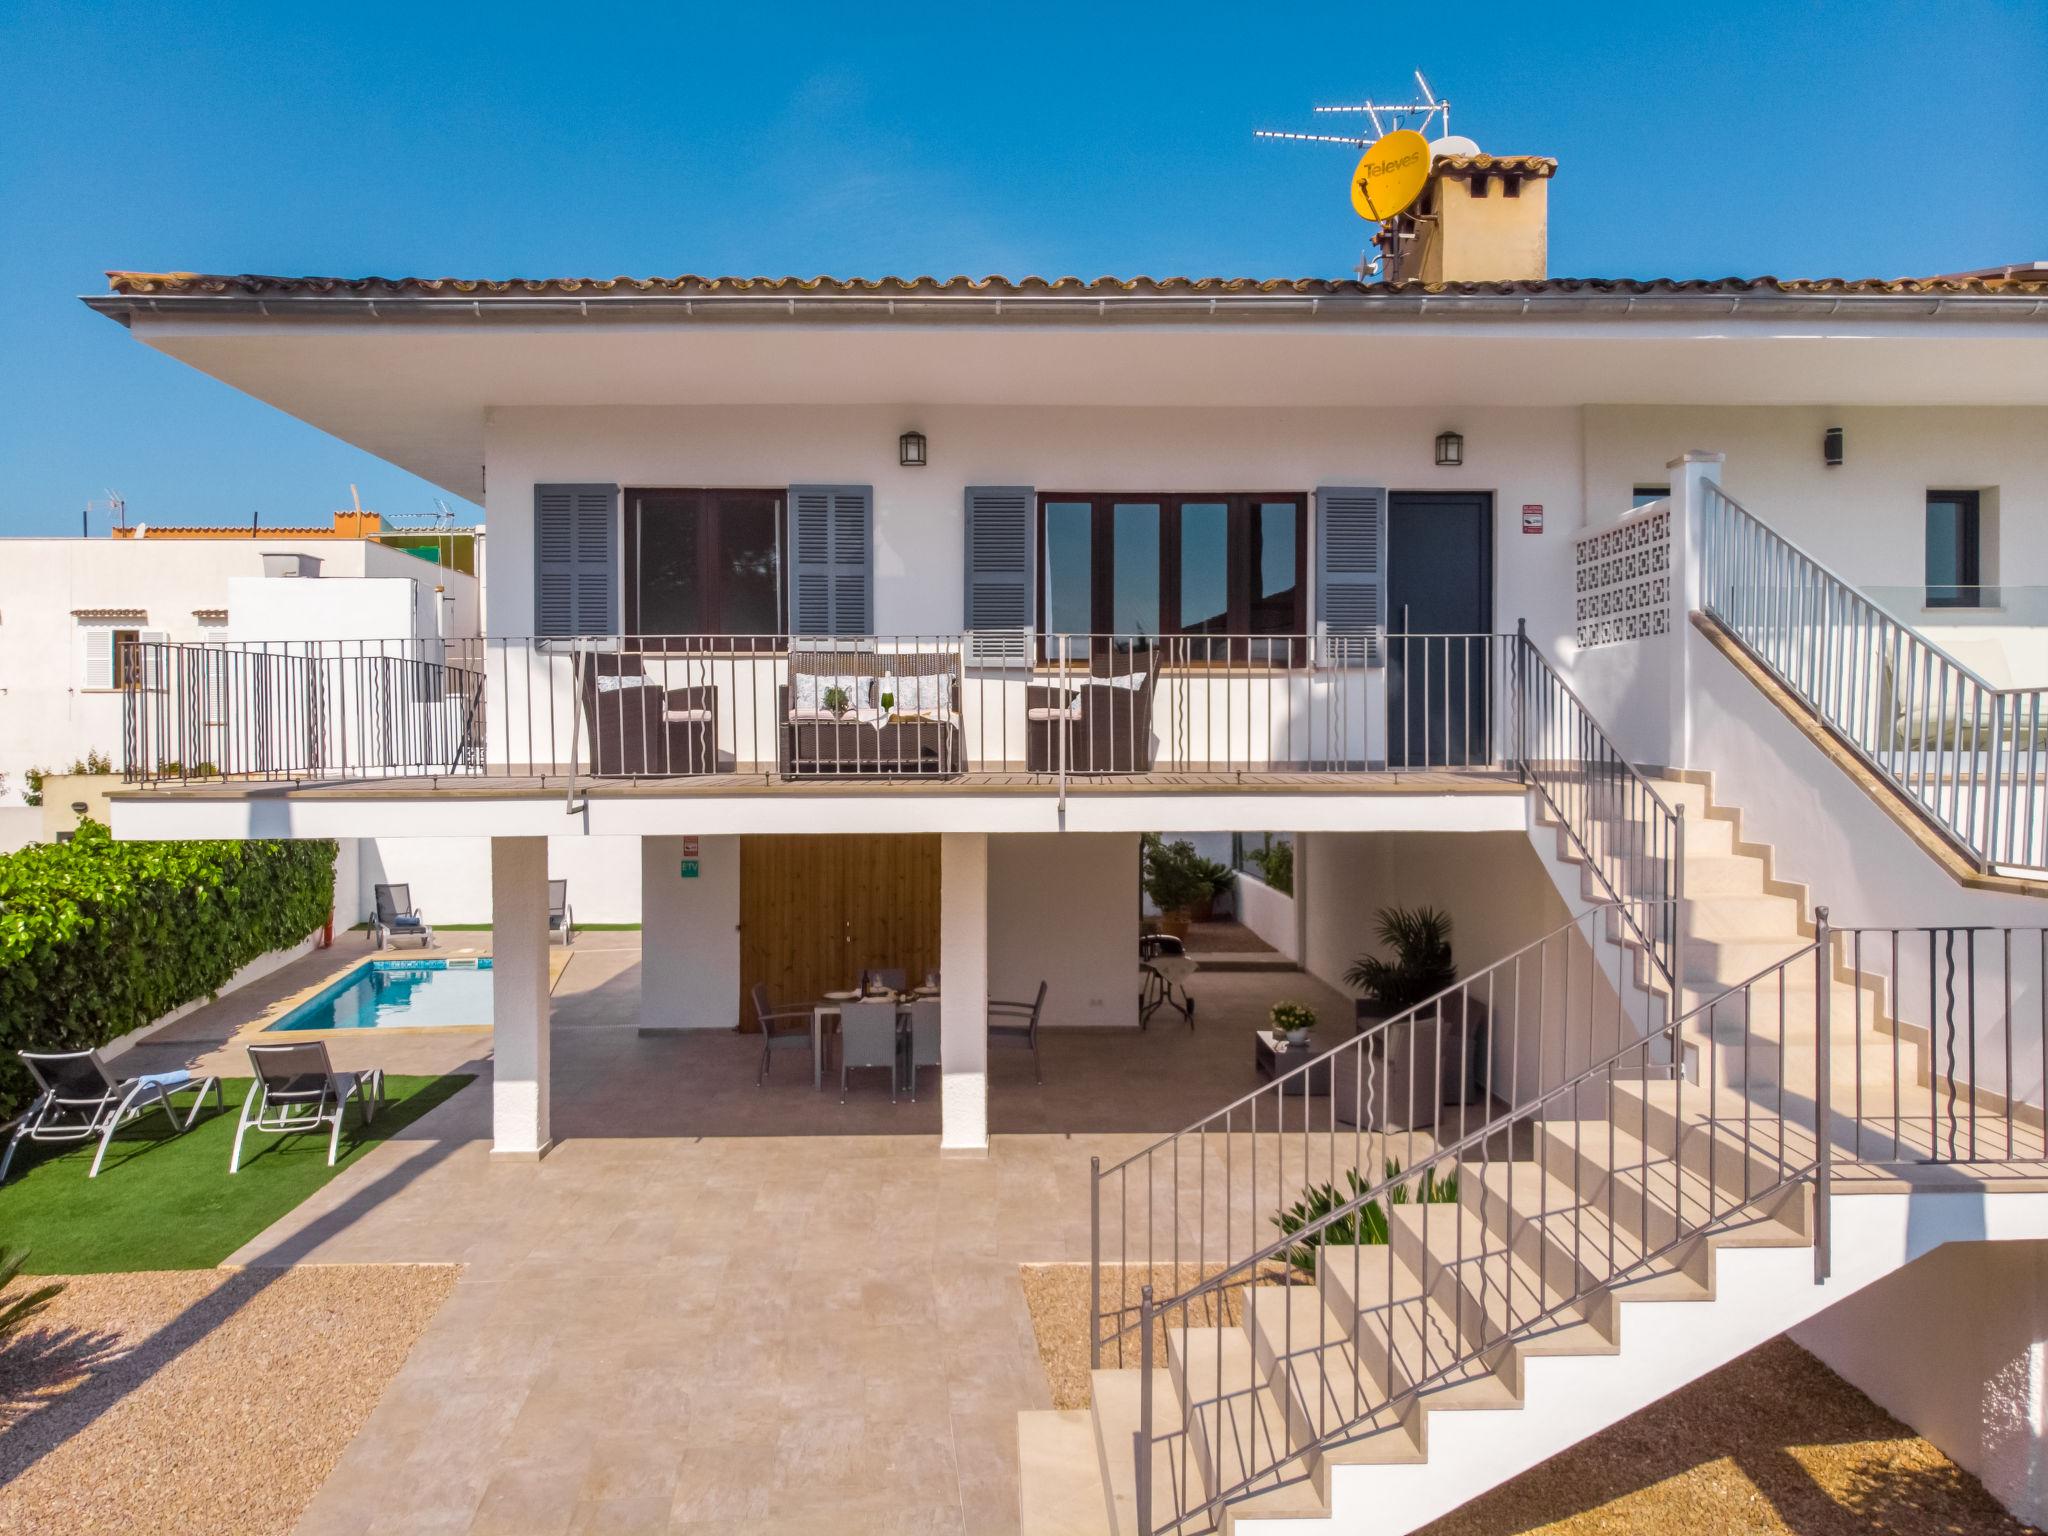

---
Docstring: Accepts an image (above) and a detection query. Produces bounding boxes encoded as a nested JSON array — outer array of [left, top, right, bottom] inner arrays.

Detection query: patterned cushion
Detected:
[[594, 674, 660, 694], [791, 673, 871, 715], [883, 672, 950, 717]]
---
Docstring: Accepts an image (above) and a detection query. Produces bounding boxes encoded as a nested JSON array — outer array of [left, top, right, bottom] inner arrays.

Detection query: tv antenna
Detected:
[[1254, 71, 1459, 154], [83, 490, 127, 536]]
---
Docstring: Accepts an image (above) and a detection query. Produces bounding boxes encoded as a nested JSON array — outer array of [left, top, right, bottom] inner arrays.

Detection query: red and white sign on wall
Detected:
[[1521, 504, 1545, 535]]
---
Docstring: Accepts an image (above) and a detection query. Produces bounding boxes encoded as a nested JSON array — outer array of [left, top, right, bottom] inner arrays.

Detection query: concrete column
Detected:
[[940, 831, 990, 1154], [1667, 449, 1723, 769], [639, 834, 741, 1033], [490, 836, 552, 1158]]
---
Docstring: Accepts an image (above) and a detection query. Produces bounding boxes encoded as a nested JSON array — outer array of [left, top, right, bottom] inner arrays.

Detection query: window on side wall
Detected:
[[625, 489, 785, 646], [1925, 490, 1983, 608], [1632, 485, 1670, 507], [80, 625, 142, 689], [1035, 493, 1307, 662]]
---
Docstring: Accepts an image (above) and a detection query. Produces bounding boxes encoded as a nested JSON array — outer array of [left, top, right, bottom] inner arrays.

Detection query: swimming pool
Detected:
[[266, 958, 494, 1032]]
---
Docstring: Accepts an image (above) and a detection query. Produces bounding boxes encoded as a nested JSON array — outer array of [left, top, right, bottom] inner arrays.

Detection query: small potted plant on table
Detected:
[[1269, 1000, 1318, 1048]]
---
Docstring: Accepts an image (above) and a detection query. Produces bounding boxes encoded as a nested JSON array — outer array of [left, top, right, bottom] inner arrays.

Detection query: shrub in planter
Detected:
[[1343, 905, 1456, 1023], [0, 821, 336, 1118], [1269, 1159, 1460, 1279], [1142, 836, 1211, 933]]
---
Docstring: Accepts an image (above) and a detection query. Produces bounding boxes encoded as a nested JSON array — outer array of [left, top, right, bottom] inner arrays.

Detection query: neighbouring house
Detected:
[[76, 148, 2048, 1532]]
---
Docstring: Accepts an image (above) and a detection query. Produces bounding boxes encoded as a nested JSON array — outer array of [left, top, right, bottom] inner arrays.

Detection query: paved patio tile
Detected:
[[122, 929, 1342, 1535]]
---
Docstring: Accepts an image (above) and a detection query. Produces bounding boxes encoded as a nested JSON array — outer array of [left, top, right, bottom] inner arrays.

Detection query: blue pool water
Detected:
[[267, 958, 494, 1032]]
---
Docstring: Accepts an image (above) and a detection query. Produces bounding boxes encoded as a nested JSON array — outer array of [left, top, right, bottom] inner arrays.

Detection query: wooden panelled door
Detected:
[[738, 835, 941, 1028]]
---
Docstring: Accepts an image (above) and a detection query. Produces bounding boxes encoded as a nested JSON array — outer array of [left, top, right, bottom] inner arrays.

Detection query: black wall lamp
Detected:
[[1823, 426, 1844, 468], [1435, 430, 1464, 468], [899, 430, 928, 468]]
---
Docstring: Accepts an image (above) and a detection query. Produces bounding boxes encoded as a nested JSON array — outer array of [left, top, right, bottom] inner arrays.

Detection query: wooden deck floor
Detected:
[[111, 766, 1528, 802]]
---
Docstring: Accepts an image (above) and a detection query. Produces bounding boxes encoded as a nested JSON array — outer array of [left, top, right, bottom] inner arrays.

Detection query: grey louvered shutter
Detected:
[[788, 484, 872, 636], [534, 483, 618, 636], [1315, 485, 1386, 665], [964, 486, 1033, 663]]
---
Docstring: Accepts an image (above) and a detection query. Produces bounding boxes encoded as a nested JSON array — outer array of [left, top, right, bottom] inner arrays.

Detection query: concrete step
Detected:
[[1385, 1199, 1615, 1395], [1681, 892, 1805, 941], [1538, 1116, 1812, 1254], [1314, 1241, 1523, 1420], [1243, 1286, 1426, 1481], [1020, 1409, 1114, 1536], [1090, 1369, 1186, 1536], [1470, 1159, 1715, 1305], [1612, 1079, 1824, 1219], [1168, 1327, 1331, 1524]]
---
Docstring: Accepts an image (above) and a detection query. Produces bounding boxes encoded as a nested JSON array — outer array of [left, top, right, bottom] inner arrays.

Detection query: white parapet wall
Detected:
[[1233, 869, 1298, 960]]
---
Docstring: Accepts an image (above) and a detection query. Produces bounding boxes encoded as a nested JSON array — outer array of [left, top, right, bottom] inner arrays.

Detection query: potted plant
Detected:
[[1268, 1000, 1317, 1048], [1142, 835, 1210, 939], [1343, 906, 1456, 1030], [1188, 855, 1234, 923]]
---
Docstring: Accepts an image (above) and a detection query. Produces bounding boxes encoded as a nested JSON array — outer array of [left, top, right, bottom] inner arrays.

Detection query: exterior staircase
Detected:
[[1020, 770, 2030, 1536]]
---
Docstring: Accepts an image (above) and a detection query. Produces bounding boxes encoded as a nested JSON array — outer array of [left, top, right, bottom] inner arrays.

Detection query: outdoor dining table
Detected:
[[810, 991, 939, 1090]]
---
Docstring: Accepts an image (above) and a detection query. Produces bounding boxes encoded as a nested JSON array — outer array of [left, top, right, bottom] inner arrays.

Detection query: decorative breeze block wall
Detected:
[[1574, 507, 1672, 649]]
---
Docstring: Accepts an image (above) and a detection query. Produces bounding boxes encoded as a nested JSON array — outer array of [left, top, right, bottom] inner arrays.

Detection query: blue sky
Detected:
[[1, 0, 2042, 536]]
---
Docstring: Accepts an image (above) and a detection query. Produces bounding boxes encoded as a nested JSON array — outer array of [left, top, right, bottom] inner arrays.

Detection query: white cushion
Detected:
[[1026, 704, 1082, 722], [884, 671, 950, 716], [1103, 671, 1149, 691], [791, 673, 871, 714], [788, 706, 884, 724], [595, 674, 660, 694], [662, 708, 714, 724]]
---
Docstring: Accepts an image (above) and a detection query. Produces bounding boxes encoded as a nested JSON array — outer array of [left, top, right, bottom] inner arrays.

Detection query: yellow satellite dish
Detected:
[[1350, 128, 1432, 222]]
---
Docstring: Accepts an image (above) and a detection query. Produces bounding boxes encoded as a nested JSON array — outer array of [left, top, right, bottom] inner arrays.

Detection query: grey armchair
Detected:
[[903, 1000, 941, 1100], [839, 1001, 901, 1102], [548, 880, 574, 947], [989, 980, 1048, 1085], [751, 983, 815, 1085]]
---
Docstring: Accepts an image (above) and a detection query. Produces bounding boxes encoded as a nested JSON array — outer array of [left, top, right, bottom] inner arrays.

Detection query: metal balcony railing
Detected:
[[1700, 485, 2048, 873], [119, 631, 1535, 791]]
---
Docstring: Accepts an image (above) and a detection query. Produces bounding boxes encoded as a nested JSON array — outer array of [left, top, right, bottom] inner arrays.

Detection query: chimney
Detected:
[[1380, 155, 1556, 284]]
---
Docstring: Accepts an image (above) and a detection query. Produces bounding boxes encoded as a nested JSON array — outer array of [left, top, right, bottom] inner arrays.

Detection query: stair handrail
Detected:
[[1128, 922, 1832, 1535], [1698, 482, 2046, 872], [1512, 623, 1688, 988], [1091, 898, 1673, 1365]]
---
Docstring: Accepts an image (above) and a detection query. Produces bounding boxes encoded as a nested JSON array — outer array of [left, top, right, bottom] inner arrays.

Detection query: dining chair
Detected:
[[903, 1000, 941, 1100], [752, 983, 816, 1085], [989, 980, 1048, 1085], [838, 1000, 901, 1103]]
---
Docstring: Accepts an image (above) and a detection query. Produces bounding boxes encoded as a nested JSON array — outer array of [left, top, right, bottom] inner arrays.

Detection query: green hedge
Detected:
[[0, 823, 336, 1118]]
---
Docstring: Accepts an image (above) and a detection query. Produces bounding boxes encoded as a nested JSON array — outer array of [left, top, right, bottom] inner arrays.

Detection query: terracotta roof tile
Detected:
[[102, 269, 2046, 300]]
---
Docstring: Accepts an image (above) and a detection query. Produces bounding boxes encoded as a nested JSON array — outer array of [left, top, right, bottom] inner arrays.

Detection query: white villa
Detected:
[[77, 149, 2048, 1533]]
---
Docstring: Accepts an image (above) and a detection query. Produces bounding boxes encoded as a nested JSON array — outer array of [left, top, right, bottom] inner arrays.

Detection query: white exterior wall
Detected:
[[1234, 870, 1299, 960], [1795, 1239, 2048, 1529], [639, 834, 741, 1031], [351, 835, 643, 925], [987, 833, 1139, 1028], [481, 403, 1590, 643], [0, 535, 477, 803]]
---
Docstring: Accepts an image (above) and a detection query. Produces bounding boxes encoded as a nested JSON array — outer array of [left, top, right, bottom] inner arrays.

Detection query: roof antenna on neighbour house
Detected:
[[84, 491, 126, 537], [1256, 70, 1478, 277]]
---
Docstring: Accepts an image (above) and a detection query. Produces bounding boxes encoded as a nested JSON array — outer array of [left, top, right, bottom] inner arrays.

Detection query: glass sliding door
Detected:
[[1036, 493, 1305, 661], [626, 489, 786, 644]]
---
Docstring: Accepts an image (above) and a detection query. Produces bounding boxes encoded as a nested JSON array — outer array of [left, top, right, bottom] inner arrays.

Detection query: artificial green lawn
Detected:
[[0, 1073, 474, 1274]]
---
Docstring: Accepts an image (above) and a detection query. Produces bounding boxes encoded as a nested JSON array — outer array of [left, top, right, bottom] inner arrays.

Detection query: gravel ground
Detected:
[[1020, 1263, 2038, 1534], [0, 1265, 457, 1536]]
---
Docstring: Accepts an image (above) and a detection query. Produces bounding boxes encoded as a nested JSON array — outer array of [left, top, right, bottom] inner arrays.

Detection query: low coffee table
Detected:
[[1253, 1030, 1331, 1096]]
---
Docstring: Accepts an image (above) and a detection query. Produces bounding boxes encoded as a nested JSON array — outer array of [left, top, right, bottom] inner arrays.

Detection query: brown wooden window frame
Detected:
[[1034, 492, 1308, 663], [623, 487, 787, 649]]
